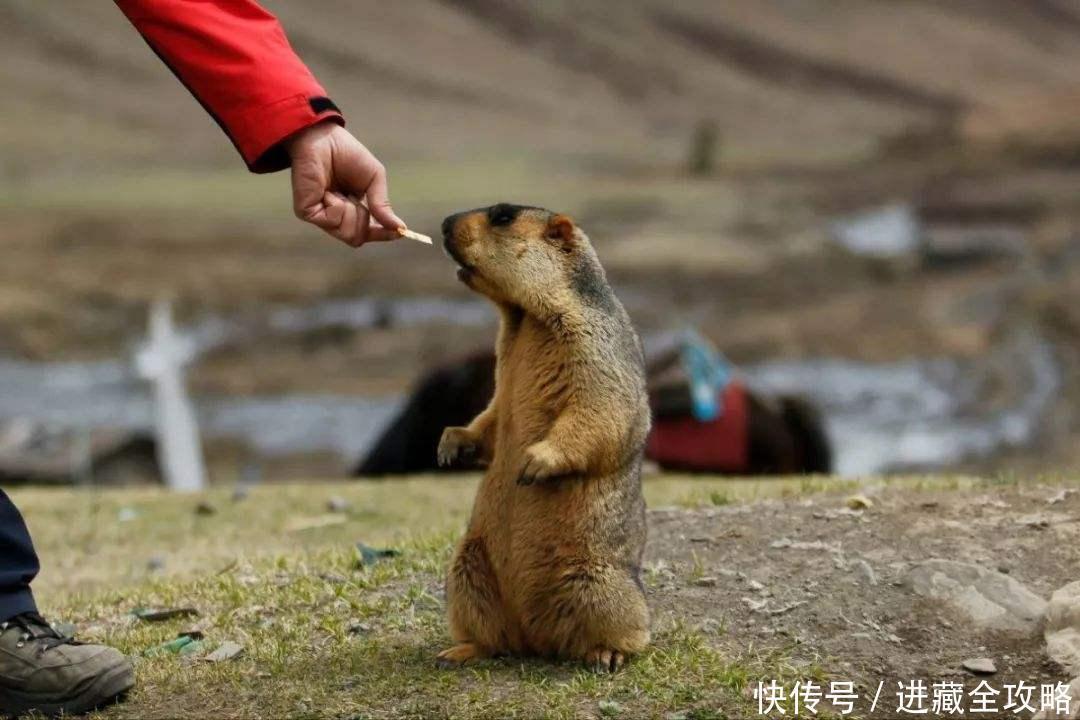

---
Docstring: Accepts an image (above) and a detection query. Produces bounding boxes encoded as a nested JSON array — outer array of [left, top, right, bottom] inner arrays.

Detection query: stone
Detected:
[[961, 657, 997, 675], [1046, 581, 1080, 674], [202, 640, 244, 663], [906, 560, 1046, 634], [694, 576, 718, 588], [1048, 489, 1070, 505], [695, 618, 723, 635], [852, 559, 878, 586], [846, 494, 874, 510], [326, 496, 350, 513]]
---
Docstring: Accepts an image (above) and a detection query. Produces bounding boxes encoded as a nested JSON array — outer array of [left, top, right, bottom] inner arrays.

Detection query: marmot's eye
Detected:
[[488, 203, 519, 228]]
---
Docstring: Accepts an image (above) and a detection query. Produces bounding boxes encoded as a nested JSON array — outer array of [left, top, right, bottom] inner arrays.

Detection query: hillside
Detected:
[[5, 0, 1080, 178]]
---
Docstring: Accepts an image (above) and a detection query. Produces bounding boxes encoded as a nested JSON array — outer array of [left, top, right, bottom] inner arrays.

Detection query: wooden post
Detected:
[[135, 299, 207, 492]]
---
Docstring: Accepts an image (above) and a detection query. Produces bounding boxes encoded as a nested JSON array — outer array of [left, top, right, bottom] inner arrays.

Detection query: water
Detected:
[[744, 332, 1059, 476], [0, 357, 401, 463], [0, 296, 1061, 476]]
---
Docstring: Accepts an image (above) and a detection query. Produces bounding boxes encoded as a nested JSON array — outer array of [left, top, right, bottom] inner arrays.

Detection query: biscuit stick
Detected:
[[343, 194, 432, 245], [398, 227, 434, 245]]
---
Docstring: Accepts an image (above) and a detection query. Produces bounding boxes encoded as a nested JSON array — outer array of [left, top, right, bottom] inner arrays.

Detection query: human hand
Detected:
[[286, 120, 406, 247]]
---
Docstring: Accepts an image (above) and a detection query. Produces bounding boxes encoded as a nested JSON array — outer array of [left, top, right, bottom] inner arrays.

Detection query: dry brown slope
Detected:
[[5, 0, 1080, 179]]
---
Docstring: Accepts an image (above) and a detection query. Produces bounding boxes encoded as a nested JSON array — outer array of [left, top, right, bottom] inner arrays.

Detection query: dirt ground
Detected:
[[645, 481, 1080, 717]]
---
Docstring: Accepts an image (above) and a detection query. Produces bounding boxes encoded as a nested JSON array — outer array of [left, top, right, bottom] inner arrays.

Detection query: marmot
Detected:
[[436, 203, 651, 672]]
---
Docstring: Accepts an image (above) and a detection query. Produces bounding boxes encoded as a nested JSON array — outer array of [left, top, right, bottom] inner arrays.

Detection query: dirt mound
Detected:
[[645, 483, 1080, 713]]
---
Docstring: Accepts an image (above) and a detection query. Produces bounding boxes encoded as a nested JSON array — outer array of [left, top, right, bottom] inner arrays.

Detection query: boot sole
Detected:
[[0, 661, 134, 718]]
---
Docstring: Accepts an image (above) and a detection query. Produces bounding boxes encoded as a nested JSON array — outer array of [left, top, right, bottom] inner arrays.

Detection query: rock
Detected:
[[347, 621, 371, 635], [962, 657, 997, 675], [231, 485, 250, 502], [117, 507, 138, 523], [906, 560, 1046, 634], [326, 496, 350, 513], [1046, 581, 1080, 674], [203, 640, 244, 663], [695, 618, 723, 635], [747, 579, 766, 592], [742, 597, 769, 612], [769, 601, 807, 616], [146, 556, 166, 572], [852, 559, 878, 586], [846, 494, 874, 510], [1048, 489, 1070, 505], [194, 501, 216, 516], [694, 576, 718, 588], [1019, 514, 1051, 529], [770, 538, 840, 552]]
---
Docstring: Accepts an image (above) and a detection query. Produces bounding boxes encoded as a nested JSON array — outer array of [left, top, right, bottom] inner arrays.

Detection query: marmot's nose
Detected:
[[441, 214, 459, 240]]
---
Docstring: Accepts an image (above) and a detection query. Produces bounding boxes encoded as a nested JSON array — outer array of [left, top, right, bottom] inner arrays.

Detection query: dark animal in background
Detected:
[[355, 348, 831, 477], [355, 352, 495, 475]]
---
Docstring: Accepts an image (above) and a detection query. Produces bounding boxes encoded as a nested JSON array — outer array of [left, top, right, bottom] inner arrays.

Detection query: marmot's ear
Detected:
[[546, 214, 576, 251]]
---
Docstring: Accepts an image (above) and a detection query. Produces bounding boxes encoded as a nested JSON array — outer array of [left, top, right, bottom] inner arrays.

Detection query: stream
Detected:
[[0, 298, 1062, 478]]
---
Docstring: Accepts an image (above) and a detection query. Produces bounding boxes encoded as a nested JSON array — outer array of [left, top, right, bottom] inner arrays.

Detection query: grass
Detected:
[[9, 473, 1008, 599], [67, 535, 807, 719], [6, 473, 1045, 719]]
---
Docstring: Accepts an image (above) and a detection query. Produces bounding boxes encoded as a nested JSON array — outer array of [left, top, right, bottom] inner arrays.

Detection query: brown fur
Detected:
[[436, 203, 651, 672]]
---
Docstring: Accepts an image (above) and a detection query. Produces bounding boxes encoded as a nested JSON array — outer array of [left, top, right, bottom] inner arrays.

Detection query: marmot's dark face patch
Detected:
[[486, 203, 526, 227]]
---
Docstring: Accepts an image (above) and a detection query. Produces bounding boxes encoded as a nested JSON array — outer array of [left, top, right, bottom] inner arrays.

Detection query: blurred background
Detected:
[[2, 0, 1080, 487]]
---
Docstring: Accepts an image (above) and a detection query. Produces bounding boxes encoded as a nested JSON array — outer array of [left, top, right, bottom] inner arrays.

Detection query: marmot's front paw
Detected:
[[517, 441, 567, 485], [438, 427, 481, 468]]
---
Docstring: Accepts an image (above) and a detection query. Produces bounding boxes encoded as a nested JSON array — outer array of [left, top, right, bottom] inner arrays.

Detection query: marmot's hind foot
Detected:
[[436, 642, 486, 668], [584, 647, 626, 673], [438, 427, 481, 468]]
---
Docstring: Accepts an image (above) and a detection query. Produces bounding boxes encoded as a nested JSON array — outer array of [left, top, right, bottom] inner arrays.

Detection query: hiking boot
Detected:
[[0, 613, 133, 717]]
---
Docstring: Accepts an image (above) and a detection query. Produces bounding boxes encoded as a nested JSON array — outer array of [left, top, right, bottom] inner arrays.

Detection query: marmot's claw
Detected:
[[436, 642, 484, 668], [517, 442, 563, 485], [585, 648, 625, 673], [438, 427, 480, 468]]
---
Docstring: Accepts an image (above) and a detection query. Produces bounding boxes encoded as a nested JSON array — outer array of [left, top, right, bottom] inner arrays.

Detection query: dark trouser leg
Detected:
[[0, 489, 39, 620]]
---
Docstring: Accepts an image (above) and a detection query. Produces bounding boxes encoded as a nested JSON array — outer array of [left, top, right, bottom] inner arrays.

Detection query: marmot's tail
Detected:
[[779, 396, 832, 474]]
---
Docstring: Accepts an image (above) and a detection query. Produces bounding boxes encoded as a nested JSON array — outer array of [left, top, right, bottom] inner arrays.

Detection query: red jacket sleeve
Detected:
[[115, 0, 344, 173]]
